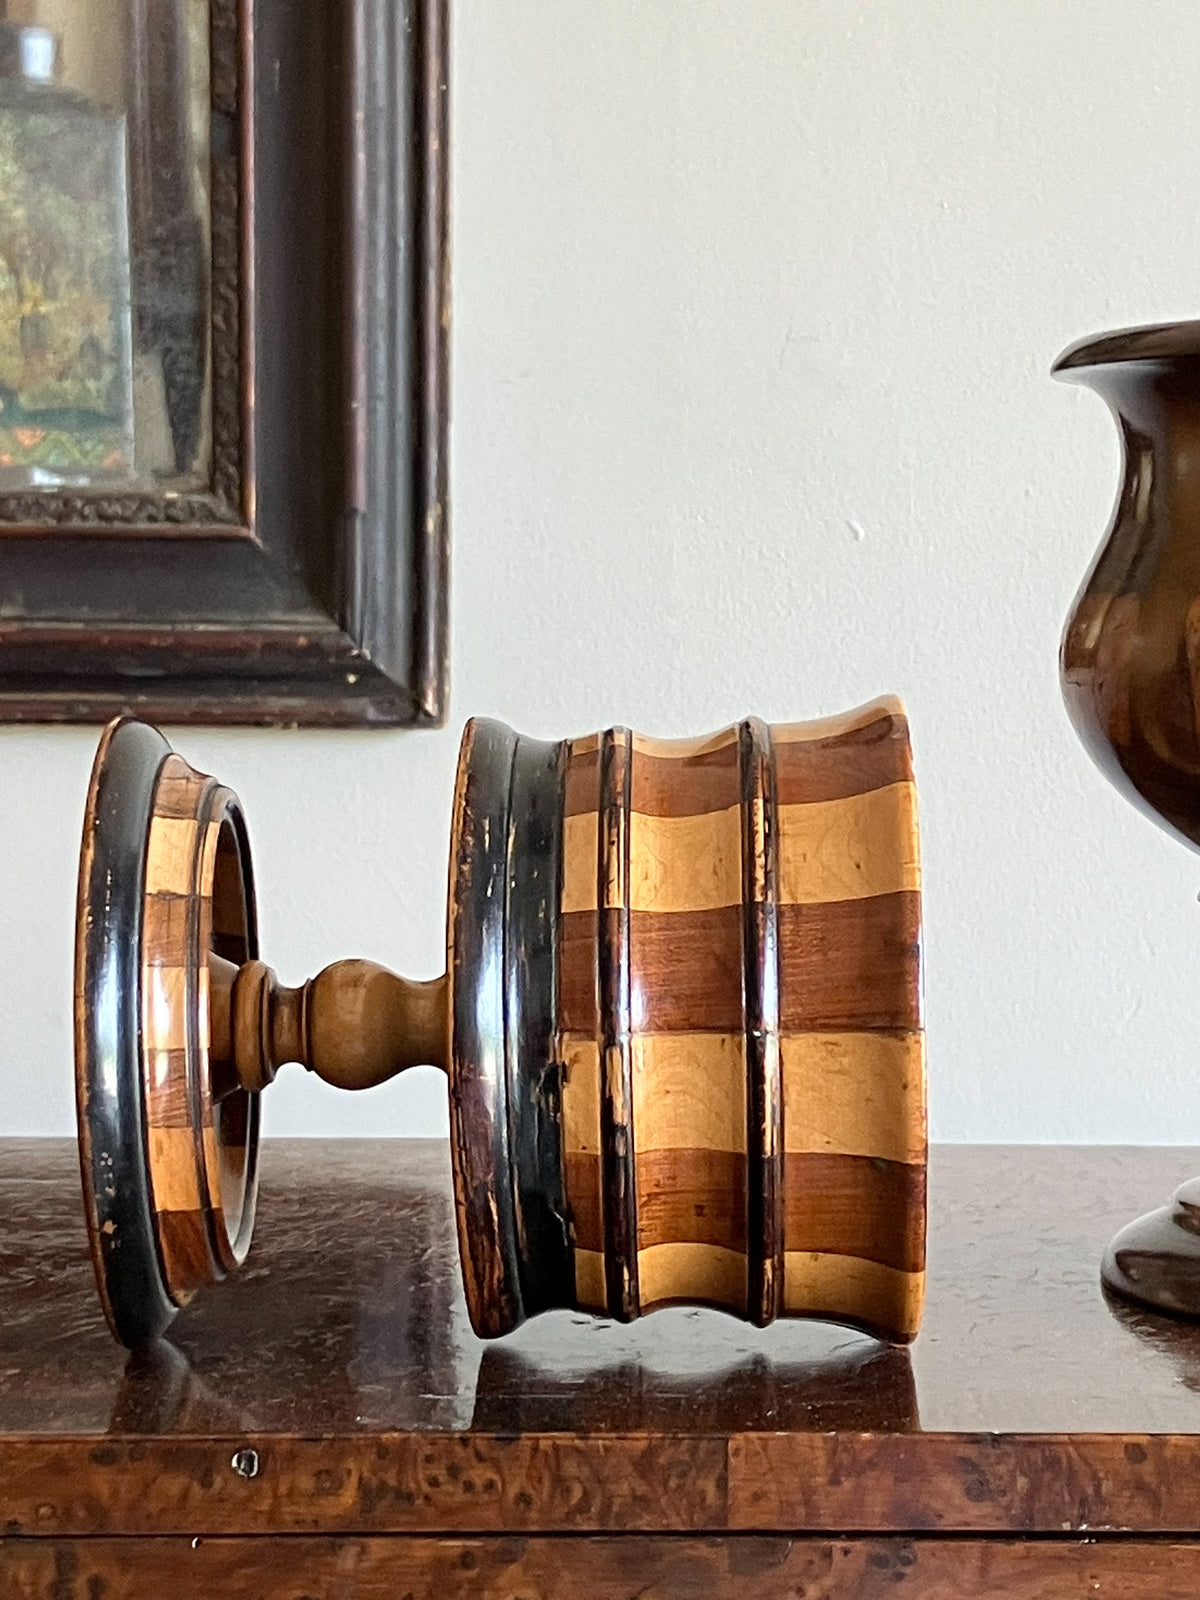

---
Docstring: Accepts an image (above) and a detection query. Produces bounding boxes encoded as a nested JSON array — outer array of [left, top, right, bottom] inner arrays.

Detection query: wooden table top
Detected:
[[5, 1138, 1200, 1539]]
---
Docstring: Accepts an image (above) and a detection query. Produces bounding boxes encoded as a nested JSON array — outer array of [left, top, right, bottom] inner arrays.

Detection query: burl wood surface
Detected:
[[13, 1537, 1200, 1599], [558, 699, 924, 1338], [5, 1141, 1200, 1519]]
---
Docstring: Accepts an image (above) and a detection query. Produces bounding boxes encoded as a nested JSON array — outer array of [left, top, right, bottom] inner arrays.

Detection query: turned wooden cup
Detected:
[[76, 701, 926, 1349]]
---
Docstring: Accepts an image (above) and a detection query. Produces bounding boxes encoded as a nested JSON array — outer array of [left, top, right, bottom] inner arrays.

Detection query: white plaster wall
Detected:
[[3, 0, 1200, 1142]]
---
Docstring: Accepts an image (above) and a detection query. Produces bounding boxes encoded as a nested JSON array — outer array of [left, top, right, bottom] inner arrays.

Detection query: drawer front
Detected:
[[1, 1535, 1193, 1599]]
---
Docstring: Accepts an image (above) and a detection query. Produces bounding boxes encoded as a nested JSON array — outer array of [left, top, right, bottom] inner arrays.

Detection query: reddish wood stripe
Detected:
[[153, 1212, 218, 1288], [778, 893, 922, 1031], [145, 892, 192, 957], [563, 711, 910, 818], [152, 773, 213, 819], [144, 1050, 210, 1129], [784, 1151, 924, 1273], [637, 1149, 746, 1251], [567, 1148, 922, 1271], [774, 711, 913, 806], [563, 746, 603, 818], [560, 895, 920, 1034]]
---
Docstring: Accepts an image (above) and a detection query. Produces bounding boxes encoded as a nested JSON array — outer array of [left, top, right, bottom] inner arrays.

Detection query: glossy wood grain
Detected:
[[7, 1141, 1200, 1539], [7, 1536, 1200, 1600]]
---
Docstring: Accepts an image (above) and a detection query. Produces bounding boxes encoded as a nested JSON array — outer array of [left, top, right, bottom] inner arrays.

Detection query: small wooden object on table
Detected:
[[74, 702, 926, 1351]]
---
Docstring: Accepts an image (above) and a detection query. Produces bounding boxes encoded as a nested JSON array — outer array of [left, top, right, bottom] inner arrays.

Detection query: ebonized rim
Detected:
[[739, 716, 784, 1325], [597, 726, 638, 1321], [75, 720, 261, 1348], [75, 718, 177, 1347], [448, 718, 572, 1337]]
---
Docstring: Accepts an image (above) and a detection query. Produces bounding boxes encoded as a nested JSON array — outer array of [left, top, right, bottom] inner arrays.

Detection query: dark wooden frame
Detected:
[[0, 0, 449, 726]]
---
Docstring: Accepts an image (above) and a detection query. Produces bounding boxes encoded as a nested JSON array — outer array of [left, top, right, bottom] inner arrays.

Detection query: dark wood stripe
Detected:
[[774, 711, 913, 806], [785, 1151, 925, 1273], [559, 908, 605, 1032], [143, 1051, 214, 1128], [563, 743, 602, 818], [573, 1148, 748, 1252], [778, 893, 922, 1031], [597, 726, 639, 1321], [564, 1149, 603, 1251], [630, 741, 740, 818], [565, 713, 911, 817], [146, 892, 192, 956], [563, 893, 919, 1034], [739, 716, 783, 1326], [638, 1148, 748, 1250], [153, 769, 208, 818], [568, 740, 741, 819], [568, 1147, 922, 1270], [154, 1209, 220, 1288]]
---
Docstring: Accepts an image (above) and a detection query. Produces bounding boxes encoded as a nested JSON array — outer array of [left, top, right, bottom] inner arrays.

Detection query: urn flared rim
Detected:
[[1054, 319, 1200, 376]]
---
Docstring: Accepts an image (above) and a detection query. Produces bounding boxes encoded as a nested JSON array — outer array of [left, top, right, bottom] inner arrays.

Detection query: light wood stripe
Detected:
[[563, 1032, 921, 1162], [573, 1247, 607, 1311], [561, 1035, 601, 1155], [146, 1126, 222, 1213], [144, 817, 216, 896], [778, 782, 920, 904], [637, 1241, 747, 1311], [142, 760, 216, 1299], [783, 1250, 924, 1341], [576, 1036, 756, 1155], [144, 963, 189, 1053], [634, 1033, 746, 1153], [561, 811, 599, 914], [630, 807, 740, 913], [574, 1244, 751, 1312], [563, 786, 917, 915], [783, 1032, 925, 1164]]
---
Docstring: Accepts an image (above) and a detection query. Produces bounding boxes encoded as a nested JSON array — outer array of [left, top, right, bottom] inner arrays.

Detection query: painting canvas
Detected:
[[0, 54, 135, 487]]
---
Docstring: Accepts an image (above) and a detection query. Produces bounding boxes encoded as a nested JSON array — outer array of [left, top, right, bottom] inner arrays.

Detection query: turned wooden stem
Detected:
[[210, 955, 449, 1094]]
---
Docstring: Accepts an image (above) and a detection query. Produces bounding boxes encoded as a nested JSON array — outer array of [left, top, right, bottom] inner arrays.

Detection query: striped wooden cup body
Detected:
[[448, 698, 925, 1344]]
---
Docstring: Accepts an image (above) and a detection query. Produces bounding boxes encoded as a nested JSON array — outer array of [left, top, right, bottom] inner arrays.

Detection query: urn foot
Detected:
[[1102, 1178, 1200, 1318]]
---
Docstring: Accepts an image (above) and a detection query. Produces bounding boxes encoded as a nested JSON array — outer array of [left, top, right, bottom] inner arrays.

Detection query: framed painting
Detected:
[[0, 0, 448, 725]]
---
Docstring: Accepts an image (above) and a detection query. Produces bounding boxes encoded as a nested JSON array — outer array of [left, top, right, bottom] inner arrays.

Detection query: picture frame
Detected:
[[0, 0, 449, 726]]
